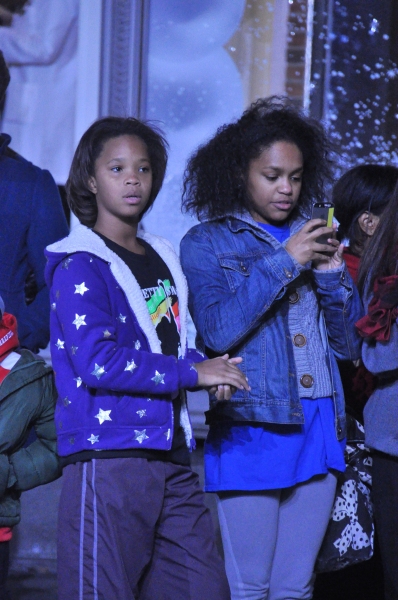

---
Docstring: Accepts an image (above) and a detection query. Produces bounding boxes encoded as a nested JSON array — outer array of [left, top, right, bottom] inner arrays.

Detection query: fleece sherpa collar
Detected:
[[46, 224, 189, 356]]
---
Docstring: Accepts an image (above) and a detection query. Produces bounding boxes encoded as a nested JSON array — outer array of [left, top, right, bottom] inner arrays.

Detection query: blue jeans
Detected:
[[217, 473, 337, 600]]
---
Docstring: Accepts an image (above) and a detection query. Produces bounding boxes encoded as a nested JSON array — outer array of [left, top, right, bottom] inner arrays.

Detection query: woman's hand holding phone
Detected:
[[285, 219, 338, 265], [286, 201, 343, 269]]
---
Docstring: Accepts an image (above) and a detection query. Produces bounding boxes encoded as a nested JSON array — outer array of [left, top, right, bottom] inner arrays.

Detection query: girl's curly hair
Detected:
[[67, 117, 168, 228], [182, 96, 334, 220]]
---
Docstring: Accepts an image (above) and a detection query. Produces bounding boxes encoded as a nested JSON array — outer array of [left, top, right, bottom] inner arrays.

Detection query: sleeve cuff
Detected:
[[177, 358, 199, 389], [313, 263, 347, 287]]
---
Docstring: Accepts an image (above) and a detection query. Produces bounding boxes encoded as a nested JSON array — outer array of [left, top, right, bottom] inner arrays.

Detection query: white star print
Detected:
[[125, 360, 137, 373], [135, 340, 141, 350], [63, 397, 71, 406], [75, 282, 89, 295], [136, 409, 146, 418], [56, 339, 65, 350], [71, 346, 78, 355], [151, 371, 165, 385], [62, 258, 73, 269], [164, 429, 171, 440], [87, 434, 99, 445], [103, 330, 111, 338], [91, 364, 107, 379], [95, 408, 112, 424], [74, 377, 82, 388], [73, 314, 87, 330], [133, 430, 149, 444], [118, 314, 127, 323]]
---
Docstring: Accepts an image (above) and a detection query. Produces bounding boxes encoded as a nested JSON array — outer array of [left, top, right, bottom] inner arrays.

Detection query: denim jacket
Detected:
[[180, 211, 363, 440]]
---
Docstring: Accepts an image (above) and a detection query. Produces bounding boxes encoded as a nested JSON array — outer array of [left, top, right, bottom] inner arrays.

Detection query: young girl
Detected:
[[180, 97, 363, 600], [44, 117, 249, 600], [357, 188, 398, 600]]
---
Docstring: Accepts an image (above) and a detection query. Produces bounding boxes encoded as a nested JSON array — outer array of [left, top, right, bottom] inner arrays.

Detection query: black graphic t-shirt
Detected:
[[112, 238, 181, 360], [62, 233, 190, 468]]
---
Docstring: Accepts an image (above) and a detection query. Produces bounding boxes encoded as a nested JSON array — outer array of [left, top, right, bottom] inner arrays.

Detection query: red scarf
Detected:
[[356, 275, 398, 341], [343, 249, 360, 284]]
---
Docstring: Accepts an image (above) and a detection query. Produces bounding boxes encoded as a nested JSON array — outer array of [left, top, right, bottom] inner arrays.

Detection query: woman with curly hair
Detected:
[[180, 97, 363, 599]]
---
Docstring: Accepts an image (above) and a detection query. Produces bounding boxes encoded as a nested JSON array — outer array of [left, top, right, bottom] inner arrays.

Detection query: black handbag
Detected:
[[315, 415, 374, 573]]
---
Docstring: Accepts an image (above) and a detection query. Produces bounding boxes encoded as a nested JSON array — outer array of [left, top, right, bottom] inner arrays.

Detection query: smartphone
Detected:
[[311, 202, 334, 244]]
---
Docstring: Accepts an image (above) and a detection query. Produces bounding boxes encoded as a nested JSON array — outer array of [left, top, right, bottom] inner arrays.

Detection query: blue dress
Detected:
[[204, 221, 346, 492]]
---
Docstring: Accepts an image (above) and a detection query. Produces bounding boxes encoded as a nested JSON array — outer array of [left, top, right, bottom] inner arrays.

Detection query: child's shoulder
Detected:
[[46, 223, 102, 256], [181, 220, 225, 245], [45, 225, 112, 285], [6, 349, 52, 381]]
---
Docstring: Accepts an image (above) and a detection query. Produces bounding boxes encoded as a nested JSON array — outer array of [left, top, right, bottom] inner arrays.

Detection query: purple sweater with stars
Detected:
[[44, 224, 200, 457]]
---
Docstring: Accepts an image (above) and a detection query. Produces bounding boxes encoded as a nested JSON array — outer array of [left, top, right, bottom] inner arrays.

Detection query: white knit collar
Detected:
[[47, 224, 189, 355]]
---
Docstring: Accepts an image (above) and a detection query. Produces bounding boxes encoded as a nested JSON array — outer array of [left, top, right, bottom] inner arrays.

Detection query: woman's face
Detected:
[[247, 141, 303, 225]]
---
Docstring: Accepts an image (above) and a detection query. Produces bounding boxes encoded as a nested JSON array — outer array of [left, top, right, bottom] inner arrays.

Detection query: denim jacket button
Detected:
[[300, 374, 314, 388], [289, 291, 300, 304], [284, 268, 293, 279], [337, 427, 342, 435], [293, 333, 307, 347], [240, 263, 247, 272]]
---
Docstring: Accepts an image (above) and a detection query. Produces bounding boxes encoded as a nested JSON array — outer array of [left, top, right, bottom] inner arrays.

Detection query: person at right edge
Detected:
[[356, 183, 398, 600], [333, 164, 398, 418]]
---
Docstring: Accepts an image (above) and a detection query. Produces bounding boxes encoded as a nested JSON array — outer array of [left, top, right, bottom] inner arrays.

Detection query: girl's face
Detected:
[[247, 141, 303, 225], [89, 134, 153, 226]]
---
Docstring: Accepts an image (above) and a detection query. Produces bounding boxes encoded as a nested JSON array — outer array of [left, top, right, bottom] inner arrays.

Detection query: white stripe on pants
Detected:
[[217, 472, 337, 600]]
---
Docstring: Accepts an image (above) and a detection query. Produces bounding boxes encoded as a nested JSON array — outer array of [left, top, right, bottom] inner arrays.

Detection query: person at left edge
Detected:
[[0, 298, 60, 598], [0, 51, 69, 352]]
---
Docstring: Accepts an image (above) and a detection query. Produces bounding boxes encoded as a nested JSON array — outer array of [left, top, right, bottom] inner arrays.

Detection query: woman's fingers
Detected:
[[195, 357, 250, 390], [227, 356, 243, 365], [215, 384, 237, 401]]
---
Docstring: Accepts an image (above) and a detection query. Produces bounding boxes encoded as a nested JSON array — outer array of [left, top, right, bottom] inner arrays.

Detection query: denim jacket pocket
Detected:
[[219, 256, 251, 292]]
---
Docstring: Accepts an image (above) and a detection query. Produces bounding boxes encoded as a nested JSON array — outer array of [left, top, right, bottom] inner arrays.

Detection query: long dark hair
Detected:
[[357, 180, 398, 297], [67, 117, 168, 227], [182, 96, 333, 220], [333, 164, 398, 255]]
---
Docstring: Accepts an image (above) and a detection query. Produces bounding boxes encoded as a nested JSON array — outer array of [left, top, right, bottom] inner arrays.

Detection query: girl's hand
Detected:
[[195, 355, 250, 393], [208, 357, 242, 400], [211, 384, 237, 401], [285, 219, 336, 265], [313, 241, 345, 270]]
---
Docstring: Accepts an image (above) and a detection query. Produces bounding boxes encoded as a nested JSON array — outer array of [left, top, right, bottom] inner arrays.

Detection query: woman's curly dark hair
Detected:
[[67, 117, 168, 227], [182, 96, 334, 220]]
